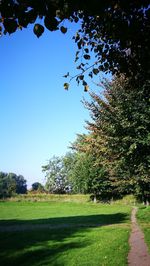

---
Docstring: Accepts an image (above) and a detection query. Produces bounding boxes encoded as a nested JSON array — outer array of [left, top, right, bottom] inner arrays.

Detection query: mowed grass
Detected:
[[137, 206, 150, 252], [0, 201, 131, 266]]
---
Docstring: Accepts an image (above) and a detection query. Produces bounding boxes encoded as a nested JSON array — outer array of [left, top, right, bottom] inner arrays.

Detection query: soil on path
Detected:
[[128, 207, 150, 266]]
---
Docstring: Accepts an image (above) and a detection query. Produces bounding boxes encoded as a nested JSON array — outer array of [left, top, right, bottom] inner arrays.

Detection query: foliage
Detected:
[[42, 150, 113, 200], [41, 75, 150, 202], [4, 193, 91, 203], [83, 76, 150, 203], [0, 1, 149, 88], [42, 156, 70, 194], [64, 152, 91, 194], [31, 182, 45, 192], [0, 171, 27, 198]]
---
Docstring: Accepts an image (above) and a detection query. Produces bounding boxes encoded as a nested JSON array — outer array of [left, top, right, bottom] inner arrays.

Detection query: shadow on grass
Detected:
[[0, 213, 128, 266], [0, 212, 129, 227]]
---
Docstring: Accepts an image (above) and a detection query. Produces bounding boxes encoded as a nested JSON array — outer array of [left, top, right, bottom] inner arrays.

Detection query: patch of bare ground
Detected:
[[128, 207, 150, 266]]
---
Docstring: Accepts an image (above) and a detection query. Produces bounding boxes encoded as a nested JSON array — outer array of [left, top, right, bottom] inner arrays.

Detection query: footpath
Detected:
[[128, 207, 150, 266]]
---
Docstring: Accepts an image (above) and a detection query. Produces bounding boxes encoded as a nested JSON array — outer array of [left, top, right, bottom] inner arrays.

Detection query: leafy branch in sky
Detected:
[[0, 1, 149, 89]]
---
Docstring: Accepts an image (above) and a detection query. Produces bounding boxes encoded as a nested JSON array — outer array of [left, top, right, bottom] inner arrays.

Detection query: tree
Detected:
[[65, 152, 91, 194], [42, 156, 70, 194], [7, 173, 27, 194], [0, 172, 16, 198], [71, 136, 114, 201], [84, 76, 150, 203], [0, 1, 149, 88], [0, 171, 27, 198], [31, 182, 45, 192]]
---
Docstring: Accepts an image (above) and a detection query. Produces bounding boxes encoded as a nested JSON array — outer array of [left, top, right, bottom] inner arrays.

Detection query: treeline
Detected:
[[0, 172, 27, 198], [42, 76, 150, 204]]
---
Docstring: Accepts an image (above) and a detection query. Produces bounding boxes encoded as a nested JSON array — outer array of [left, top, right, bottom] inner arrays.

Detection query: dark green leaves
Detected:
[[93, 68, 99, 75], [3, 19, 18, 34], [64, 83, 69, 90], [83, 54, 91, 60], [33, 23, 44, 38], [60, 26, 67, 34], [44, 16, 58, 31], [0, 1, 149, 88]]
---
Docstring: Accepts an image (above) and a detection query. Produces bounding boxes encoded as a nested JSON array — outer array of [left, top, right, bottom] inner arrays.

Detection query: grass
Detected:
[[5, 193, 91, 203], [137, 206, 150, 252], [0, 201, 131, 266]]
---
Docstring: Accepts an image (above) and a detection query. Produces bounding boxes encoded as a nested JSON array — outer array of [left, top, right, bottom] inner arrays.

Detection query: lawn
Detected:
[[137, 206, 150, 252], [0, 201, 131, 266]]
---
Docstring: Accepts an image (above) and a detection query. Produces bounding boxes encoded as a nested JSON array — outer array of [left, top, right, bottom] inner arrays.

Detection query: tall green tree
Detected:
[[70, 136, 112, 200], [84, 76, 150, 203]]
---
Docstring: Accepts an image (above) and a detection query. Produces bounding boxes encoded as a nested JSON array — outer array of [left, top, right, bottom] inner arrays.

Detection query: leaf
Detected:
[[84, 85, 89, 92], [83, 80, 87, 86], [64, 83, 69, 90], [60, 26, 67, 34], [44, 16, 58, 31], [74, 17, 79, 23], [33, 24, 44, 38], [84, 48, 89, 53], [89, 72, 93, 78], [63, 72, 69, 78], [84, 54, 91, 60], [93, 68, 99, 75], [4, 19, 18, 34], [79, 75, 84, 80]]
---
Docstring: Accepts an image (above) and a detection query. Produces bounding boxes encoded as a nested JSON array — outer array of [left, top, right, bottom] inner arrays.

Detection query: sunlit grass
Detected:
[[0, 201, 131, 266]]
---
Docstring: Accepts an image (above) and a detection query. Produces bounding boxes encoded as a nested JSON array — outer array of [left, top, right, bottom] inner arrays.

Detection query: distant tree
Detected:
[[31, 182, 45, 192], [0, 171, 27, 198], [71, 138, 113, 201], [0, 1, 149, 88], [66, 152, 91, 194], [15, 175, 27, 194], [42, 156, 70, 194]]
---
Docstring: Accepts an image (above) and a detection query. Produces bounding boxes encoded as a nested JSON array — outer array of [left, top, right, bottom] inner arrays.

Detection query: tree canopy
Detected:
[[82, 76, 150, 203], [0, 171, 27, 198], [0, 0, 149, 89], [41, 71, 150, 203]]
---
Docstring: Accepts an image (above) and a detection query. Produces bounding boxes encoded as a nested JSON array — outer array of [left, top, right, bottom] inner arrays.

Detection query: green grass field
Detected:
[[137, 206, 150, 252], [0, 201, 131, 266]]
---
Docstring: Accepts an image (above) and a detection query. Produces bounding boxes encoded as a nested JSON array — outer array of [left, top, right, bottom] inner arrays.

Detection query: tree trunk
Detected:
[[94, 195, 97, 203]]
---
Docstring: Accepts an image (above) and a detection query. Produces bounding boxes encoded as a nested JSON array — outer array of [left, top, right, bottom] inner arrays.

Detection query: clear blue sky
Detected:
[[0, 22, 104, 188]]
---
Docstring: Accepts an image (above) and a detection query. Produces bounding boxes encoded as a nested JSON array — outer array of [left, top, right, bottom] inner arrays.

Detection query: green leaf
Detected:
[[63, 72, 69, 78], [33, 24, 44, 38], [60, 26, 67, 34], [79, 75, 84, 80], [83, 80, 87, 86], [84, 48, 89, 53], [93, 68, 99, 75], [84, 54, 91, 60], [84, 85, 89, 92], [64, 83, 69, 90]]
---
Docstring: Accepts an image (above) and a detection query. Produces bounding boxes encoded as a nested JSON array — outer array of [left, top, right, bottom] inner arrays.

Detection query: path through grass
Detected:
[[137, 206, 150, 252]]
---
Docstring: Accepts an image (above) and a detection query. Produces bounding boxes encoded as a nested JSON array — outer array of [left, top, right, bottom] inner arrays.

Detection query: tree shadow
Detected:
[[0, 212, 129, 227], [0, 213, 129, 266]]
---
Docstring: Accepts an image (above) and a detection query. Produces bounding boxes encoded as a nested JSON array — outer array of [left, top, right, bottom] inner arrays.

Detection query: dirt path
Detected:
[[128, 207, 150, 266]]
